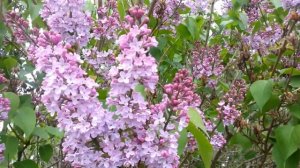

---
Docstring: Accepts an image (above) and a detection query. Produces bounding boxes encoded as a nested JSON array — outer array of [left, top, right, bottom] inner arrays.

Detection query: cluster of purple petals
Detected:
[[82, 48, 115, 81], [0, 74, 8, 84], [104, 7, 180, 167], [163, 69, 201, 130], [182, 0, 208, 14], [244, 25, 282, 54], [192, 45, 224, 88], [5, 11, 29, 44], [281, 0, 300, 9], [0, 144, 4, 162], [153, 0, 183, 27], [92, 0, 120, 40], [40, 0, 92, 46], [217, 79, 246, 126], [0, 96, 10, 121]]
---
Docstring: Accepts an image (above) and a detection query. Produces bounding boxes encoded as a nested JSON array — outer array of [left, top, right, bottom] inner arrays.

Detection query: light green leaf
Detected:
[[13, 106, 36, 138], [187, 123, 213, 168], [135, 84, 146, 99], [32, 127, 50, 140], [117, 0, 126, 20], [188, 107, 208, 136], [250, 80, 273, 111], [177, 128, 188, 156], [271, 0, 282, 9], [45, 126, 64, 138]]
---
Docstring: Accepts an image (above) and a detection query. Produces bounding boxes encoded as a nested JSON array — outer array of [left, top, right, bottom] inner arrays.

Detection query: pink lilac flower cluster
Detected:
[[82, 48, 115, 80], [4, 11, 29, 44], [0, 143, 4, 162], [161, 69, 226, 149], [93, 0, 120, 40], [244, 25, 282, 55], [0, 74, 8, 84], [163, 69, 201, 130], [192, 45, 224, 88], [104, 7, 180, 167], [40, 0, 91, 46], [0, 96, 10, 121], [153, 0, 183, 27], [217, 79, 246, 126]]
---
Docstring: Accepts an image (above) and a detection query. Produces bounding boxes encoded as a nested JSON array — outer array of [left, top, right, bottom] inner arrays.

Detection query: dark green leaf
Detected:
[[39, 144, 53, 162], [288, 102, 300, 119], [4, 136, 19, 160], [13, 159, 38, 168]]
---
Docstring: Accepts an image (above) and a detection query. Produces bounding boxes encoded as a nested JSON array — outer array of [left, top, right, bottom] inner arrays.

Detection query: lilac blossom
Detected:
[[0, 144, 4, 162], [0, 96, 10, 121], [4, 11, 29, 44], [217, 79, 246, 126], [40, 0, 92, 46], [192, 45, 224, 88]]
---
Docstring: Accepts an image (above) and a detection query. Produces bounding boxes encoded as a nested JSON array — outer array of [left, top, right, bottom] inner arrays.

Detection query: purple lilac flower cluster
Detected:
[[0, 144, 4, 162], [163, 69, 201, 130], [105, 7, 180, 167], [5, 11, 29, 44], [192, 45, 224, 88], [0, 96, 10, 121], [40, 0, 92, 46], [244, 25, 282, 55], [82, 48, 115, 81], [93, 0, 120, 40], [0, 74, 8, 84], [217, 79, 247, 126]]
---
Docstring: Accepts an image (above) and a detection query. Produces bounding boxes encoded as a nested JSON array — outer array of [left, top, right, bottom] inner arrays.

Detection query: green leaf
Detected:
[[250, 80, 273, 111], [13, 106, 36, 137], [280, 68, 300, 76], [3, 92, 20, 113], [262, 94, 280, 112], [45, 126, 64, 138], [32, 127, 50, 140], [290, 76, 300, 88], [292, 125, 300, 148], [238, 12, 248, 30], [288, 102, 300, 119], [135, 84, 146, 99], [13, 160, 38, 168], [187, 123, 213, 168], [173, 54, 182, 63], [26, 0, 42, 20], [177, 128, 188, 156], [271, 0, 282, 9], [39, 144, 53, 162], [272, 125, 298, 168], [3, 58, 18, 70], [4, 136, 19, 160], [117, 0, 126, 20], [187, 107, 208, 136], [185, 17, 198, 40]]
